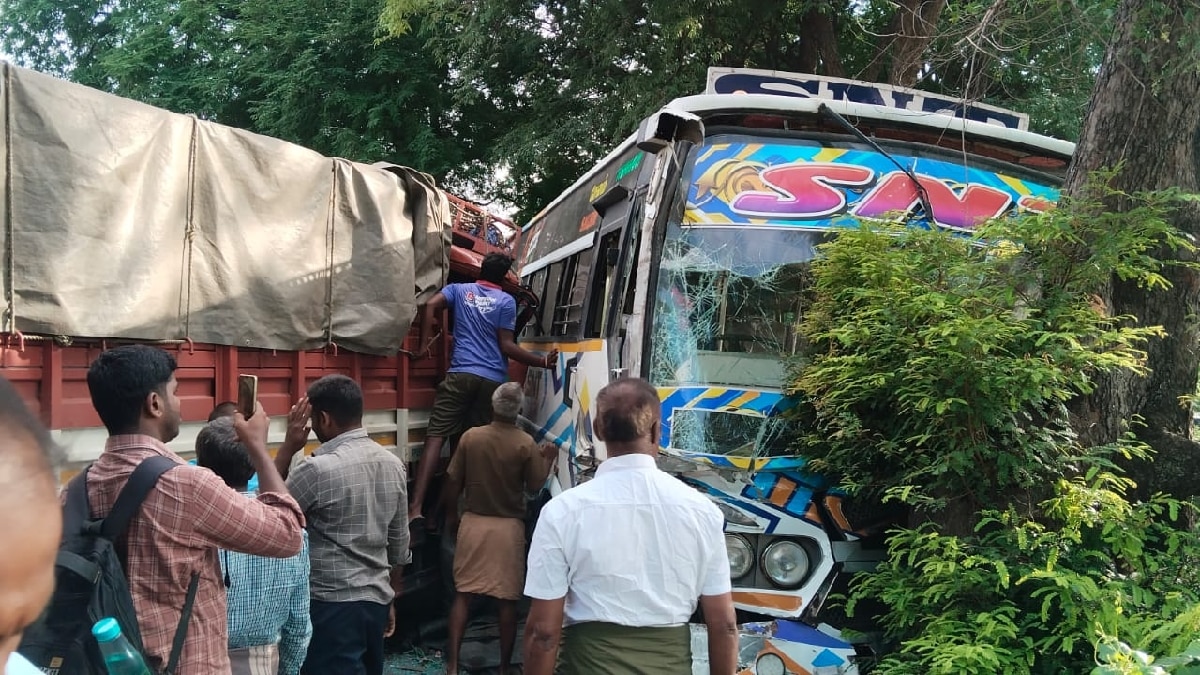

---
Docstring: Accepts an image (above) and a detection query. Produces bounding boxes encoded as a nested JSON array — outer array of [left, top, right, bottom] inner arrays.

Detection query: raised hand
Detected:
[[285, 397, 312, 448]]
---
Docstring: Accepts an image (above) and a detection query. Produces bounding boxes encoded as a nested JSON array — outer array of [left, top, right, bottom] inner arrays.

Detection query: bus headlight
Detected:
[[725, 534, 754, 579], [761, 539, 809, 588]]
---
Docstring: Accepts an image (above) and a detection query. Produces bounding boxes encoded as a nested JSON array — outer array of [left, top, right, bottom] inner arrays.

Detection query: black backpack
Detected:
[[18, 456, 200, 675]]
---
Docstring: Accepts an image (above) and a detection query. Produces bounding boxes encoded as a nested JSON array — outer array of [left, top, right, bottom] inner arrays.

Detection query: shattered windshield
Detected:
[[650, 131, 1061, 458], [650, 227, 825, 385], [649, 136, 833, 459], [649, 222, 823, 458]]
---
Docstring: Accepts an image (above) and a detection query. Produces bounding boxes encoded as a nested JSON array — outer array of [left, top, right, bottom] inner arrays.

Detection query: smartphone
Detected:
[[237, 374, 259, 419]]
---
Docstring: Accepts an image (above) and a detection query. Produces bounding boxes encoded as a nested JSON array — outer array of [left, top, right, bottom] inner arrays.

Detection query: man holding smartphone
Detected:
[[82, 345, 304, 674]]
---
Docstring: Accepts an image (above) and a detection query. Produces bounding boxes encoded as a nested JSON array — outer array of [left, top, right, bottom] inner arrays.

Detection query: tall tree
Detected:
[[1064, 0, 1200, 498]]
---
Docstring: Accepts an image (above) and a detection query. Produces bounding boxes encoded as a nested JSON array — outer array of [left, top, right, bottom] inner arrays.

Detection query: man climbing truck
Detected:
[[407, 252, 558, 526]]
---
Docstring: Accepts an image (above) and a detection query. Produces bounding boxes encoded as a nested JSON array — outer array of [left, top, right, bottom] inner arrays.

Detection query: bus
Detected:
[[515, 69, 1074, 673]]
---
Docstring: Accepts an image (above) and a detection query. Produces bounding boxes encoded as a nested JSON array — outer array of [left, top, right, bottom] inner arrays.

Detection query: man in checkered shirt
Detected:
[[274, 375, 409, 675], [83, 345, 305, 674]]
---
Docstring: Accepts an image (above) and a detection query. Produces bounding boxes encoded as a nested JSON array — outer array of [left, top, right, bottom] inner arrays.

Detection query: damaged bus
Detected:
[[516, 69, 1074, 674]]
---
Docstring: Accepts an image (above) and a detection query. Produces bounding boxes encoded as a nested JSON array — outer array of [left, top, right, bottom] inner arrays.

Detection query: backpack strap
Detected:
[[86, 455, 200, 674], [62, 465, 93, 535], [163, 572, 200, 675], [100, 455, 180, 540]]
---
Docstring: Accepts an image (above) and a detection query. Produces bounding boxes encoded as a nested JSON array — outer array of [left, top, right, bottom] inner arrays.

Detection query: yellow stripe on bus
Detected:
[[724, 390, 760, 409], [684, 210, 734, 225], [523, 339, 606, 353], [813, 147, 849, 162], [684, 387, 729, 409], [734, 144, 762, 161], [999, 174, 1033, 196]]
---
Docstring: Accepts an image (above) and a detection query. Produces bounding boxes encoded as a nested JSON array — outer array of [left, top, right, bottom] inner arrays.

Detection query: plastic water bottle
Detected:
[[91, 618, 152, 675]]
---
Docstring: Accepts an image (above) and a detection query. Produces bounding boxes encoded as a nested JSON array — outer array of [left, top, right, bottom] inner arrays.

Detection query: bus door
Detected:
[[555, 186, 643, 474], [590, 182, 645, 381]]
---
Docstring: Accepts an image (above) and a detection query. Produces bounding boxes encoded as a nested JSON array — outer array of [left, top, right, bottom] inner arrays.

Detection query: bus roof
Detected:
[[668, 93, 1076, 158]]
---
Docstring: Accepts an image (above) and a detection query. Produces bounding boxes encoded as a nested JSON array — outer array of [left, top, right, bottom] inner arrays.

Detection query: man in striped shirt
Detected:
[[196, 416, 311, 675]]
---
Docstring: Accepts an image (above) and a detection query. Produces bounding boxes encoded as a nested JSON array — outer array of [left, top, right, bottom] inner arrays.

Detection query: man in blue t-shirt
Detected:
[[408, 253, 557, 524]]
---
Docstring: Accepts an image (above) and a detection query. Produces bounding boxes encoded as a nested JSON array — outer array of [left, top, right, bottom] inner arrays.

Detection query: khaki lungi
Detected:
[[558, 621, 692, 675], [229, 644, 279, 675], [453, 512, 526, 600]]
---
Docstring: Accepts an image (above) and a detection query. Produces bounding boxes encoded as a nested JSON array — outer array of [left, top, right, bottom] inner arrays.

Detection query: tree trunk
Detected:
[[1065, 0, 1200, 499], [797, 3, 846, 77], [859, 0, 946, 85], [888, 0, 946, 86]]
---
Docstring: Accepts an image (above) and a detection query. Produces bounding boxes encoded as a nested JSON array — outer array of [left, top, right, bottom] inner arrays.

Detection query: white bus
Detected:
[[516, 69, 1073, 673]]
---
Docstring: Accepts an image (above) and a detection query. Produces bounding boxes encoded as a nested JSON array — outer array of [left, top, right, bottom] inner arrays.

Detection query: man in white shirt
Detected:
[[0, 378, 62, 675], [522, 377, 739, 675]]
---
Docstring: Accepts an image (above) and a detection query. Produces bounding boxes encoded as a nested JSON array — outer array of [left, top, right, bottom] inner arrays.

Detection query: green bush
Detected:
[[787, 185, 1200, 673]]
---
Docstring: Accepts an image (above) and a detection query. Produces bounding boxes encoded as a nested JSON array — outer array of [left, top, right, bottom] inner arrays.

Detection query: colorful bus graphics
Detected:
[[686, 138, 1060, 232]]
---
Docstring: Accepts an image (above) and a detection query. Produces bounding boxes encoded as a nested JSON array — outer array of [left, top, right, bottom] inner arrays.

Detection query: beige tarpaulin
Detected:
[[0, 62, 449, 355]]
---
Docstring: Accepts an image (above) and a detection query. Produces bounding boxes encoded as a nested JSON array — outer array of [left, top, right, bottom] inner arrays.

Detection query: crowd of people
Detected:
[[0, 253, 739, 675]]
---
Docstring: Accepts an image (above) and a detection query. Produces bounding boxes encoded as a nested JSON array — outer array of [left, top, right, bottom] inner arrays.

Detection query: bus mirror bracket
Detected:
[[636, 108, 704, 154], [591, 185, 629, 216]]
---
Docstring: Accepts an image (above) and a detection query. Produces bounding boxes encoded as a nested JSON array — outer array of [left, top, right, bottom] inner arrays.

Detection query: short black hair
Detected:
[[208, 401, 237, 422], [307, 374, 363, 427], [0, 375, 62, 480], [195, 417, 254, 488], [86, 345, 177, 435], [595, 377, 661, 443], [480, 253, 513, 284]]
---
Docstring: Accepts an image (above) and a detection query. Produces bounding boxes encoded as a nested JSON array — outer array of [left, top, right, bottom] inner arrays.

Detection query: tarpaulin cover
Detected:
[[0, 63, 450, 354]]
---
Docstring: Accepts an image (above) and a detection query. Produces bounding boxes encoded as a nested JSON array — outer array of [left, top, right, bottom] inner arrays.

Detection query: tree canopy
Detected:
[[0, 0, 494, 186], [2, 0, 1112, 220], [378, 0, 1111, 219]]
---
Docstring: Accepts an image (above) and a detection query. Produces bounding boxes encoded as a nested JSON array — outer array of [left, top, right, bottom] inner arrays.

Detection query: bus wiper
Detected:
[[817, 103, 935, 224]]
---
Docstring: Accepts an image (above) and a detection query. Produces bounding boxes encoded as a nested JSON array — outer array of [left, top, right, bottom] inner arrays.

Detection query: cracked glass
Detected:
[[649, 131, 1061, 458]]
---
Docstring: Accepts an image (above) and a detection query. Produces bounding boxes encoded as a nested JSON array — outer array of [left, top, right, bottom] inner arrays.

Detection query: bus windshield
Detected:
[[650, 131, 1062, 457]]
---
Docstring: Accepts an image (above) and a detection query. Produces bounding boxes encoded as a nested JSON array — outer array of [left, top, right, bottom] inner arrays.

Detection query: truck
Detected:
[[0, 61, 539, 598]]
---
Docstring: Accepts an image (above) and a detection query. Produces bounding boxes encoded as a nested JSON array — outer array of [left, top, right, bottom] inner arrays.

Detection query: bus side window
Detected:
[[523, 268, 549, 338], [585, 231, 621, 338], [551, 252, 591, 337], [622, 224, 641, 318], [540, 261, 567, 335]]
